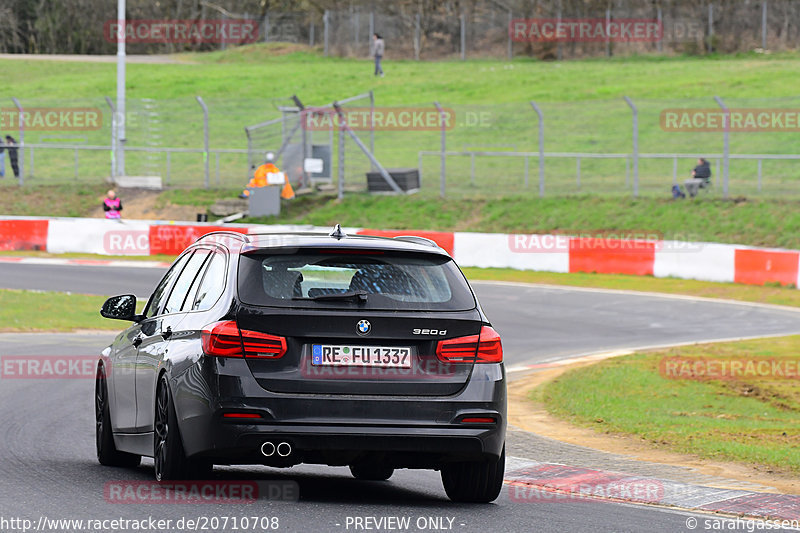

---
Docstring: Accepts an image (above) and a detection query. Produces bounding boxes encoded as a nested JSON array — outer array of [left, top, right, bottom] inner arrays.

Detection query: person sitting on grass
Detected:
[[684, 158, 711, 198]]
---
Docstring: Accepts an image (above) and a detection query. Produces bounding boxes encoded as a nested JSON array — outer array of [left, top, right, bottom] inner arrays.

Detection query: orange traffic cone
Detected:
[[281, 180, 295, 200]]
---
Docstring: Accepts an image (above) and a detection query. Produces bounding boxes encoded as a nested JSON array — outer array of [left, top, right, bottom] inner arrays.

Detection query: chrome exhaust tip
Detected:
[[276, 442, 292, 457], [260, 441, 276, 457]]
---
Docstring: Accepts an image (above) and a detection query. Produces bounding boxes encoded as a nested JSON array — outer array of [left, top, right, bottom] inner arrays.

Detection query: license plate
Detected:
[[311, 344, 412, 368]]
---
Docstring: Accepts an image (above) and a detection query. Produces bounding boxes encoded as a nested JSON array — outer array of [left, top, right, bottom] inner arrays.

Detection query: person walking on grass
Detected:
[[372, 33, 385, 77]]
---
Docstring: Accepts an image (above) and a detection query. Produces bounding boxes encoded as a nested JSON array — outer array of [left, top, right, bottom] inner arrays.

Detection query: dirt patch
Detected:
[[89, 188, 206, 221], [509, 365, 800, 495]]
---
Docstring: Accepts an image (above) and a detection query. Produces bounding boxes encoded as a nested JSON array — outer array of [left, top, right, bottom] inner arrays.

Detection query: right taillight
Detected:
[[436, 325, 503, 364], [202, 320, 287, 359]]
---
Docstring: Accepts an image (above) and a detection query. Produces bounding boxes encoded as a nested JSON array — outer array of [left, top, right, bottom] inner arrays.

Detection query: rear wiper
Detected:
[[293, 290, 368, 303]]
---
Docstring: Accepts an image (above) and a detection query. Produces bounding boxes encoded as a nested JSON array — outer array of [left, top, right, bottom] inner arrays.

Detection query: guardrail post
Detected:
[[529, 102, 544, 197], [434, 102, 447, 198], [623, 96, 639, 197], [11, 97, 24, 185], [714, 95, 730, 198], [196, 96, 210, 189]]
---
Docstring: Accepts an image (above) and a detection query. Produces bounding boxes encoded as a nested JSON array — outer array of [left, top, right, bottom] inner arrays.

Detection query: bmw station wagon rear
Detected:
[[97, 228, 506, 502]]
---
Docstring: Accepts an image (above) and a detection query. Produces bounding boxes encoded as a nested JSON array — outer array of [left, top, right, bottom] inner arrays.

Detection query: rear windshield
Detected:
[[237, 250, 476, 311]]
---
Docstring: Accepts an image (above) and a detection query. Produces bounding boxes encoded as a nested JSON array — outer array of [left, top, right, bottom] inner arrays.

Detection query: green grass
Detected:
[[0, 290, 118, 331], [250, 194, 800, 249], [538, 336, 800, 472], [3, 46, 800, 192]]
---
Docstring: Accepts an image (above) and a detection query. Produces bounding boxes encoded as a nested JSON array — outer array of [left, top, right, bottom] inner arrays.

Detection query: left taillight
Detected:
[[436, 325, 503, 364], [202, 320, 287, 359]]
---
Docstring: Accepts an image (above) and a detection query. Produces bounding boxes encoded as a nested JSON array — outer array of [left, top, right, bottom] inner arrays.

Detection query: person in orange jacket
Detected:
[[241, 152, 295, 199]]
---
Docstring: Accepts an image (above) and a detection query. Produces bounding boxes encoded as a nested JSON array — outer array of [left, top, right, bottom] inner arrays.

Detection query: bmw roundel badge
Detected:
[[356, 319, 371, 336]]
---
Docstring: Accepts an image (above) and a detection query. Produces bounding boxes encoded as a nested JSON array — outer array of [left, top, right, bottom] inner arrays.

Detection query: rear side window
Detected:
[[163, 249, 210, 315], [237, 250, 475, 311], [144, 252, 192, 318], [190, 252, 226, 311]]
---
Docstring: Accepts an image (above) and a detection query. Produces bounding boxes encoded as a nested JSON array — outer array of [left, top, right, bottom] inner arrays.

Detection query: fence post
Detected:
[[309, 20, 315, 47], [713, 95, 730, 198], [557, 1, 563, 60], [529, 101, 545, 197], [434, 101, 447, 198], [507, 10, 513, 60], [707, 3, 714, 53], [605, 8, 611, 57], [337, 110, 345, 200], [414, 13, 421, 60], [757, 159, 762, 192], [369, 12, 374, 49], [105, 96, 116, 179], [354, 11, 360, 48], [623, 96, 639, 197], [324, 10, 329, 56], [460, 13, 466, 60], [761, 1, 767, 50], [369, 90, 375, 170], [196, 96, 210, 189], [11, 97, 24, 185], [673, 156, 678, 185], [264, 13, 269, 43], [657, 7, 663, 53]]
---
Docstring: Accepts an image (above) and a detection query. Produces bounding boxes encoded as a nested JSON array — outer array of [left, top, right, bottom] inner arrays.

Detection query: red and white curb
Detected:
[[505, 458, 800, 522], [2, 216, 800, 289]]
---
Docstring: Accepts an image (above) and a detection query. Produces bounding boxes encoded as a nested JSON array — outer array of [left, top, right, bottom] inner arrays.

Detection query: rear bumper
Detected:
[[171, 358, 506, 467]]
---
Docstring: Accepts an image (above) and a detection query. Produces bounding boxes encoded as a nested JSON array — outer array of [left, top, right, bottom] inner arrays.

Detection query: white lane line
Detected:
[[472, 279, 800, 314]]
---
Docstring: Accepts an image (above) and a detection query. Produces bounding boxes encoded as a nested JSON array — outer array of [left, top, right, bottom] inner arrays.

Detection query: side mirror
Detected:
[[101, 294, 140, 322]]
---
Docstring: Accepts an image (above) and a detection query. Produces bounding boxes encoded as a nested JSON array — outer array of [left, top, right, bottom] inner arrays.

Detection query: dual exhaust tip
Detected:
[[261, 441, 292, 458]]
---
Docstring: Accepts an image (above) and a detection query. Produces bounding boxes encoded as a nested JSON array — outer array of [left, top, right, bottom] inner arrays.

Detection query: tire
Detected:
[[349, 463, 394, 481], [153, 374, 213, 481], [441, 447, 505, 503], [95, 366, 141, 468]]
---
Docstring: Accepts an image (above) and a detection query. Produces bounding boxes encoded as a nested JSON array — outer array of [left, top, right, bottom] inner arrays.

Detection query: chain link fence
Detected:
[[3, 95, 800, 199]]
